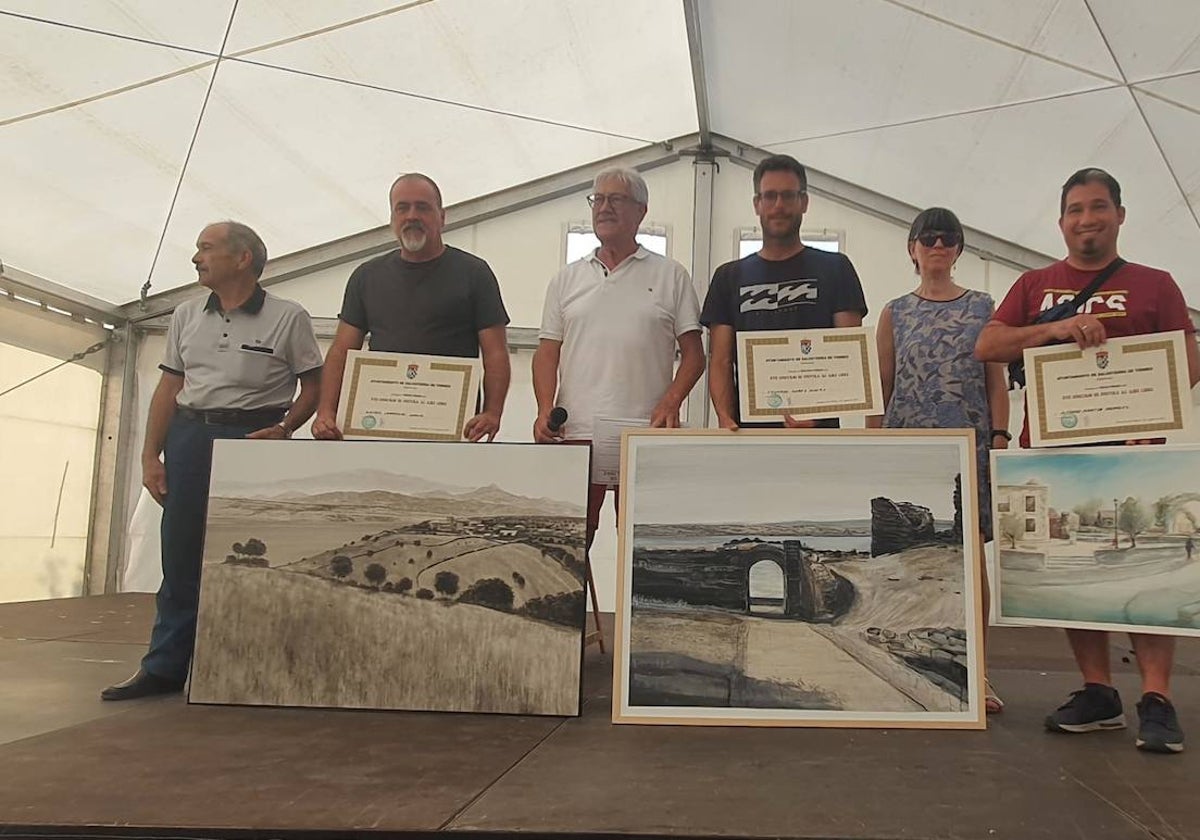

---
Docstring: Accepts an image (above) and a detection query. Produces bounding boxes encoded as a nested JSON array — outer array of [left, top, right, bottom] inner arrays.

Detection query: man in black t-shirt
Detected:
[[700, 155, 868, 429], [312, 173, 511, 441]]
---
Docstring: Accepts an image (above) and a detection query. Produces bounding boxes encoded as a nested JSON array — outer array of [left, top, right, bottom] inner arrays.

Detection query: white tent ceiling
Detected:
[[2, 0, 1199, 307]]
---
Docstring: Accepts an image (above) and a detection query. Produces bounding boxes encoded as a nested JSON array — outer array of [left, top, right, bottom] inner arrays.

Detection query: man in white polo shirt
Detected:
[[101, 221, 323, 701], [532, 167, 703, 548]]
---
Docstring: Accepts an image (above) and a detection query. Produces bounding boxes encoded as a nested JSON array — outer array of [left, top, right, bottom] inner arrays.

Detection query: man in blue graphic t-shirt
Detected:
[[700, 154, 868, 429]]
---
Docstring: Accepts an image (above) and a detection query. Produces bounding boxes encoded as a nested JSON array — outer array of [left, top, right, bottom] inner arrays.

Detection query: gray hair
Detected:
[[218, 221, 268, 278], [593, 167, 648, 206]]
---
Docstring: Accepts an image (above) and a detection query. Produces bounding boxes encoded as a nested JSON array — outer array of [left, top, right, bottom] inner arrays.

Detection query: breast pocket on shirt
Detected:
[[233, 343, 278, 386]]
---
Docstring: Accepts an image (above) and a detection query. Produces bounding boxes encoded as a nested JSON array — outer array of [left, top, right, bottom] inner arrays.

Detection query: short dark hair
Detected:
[[1059, 168, 1121, 216], [219, 221, 268, 278], [907, 207, 964, 271], [390, 172, 443, 209], [753, 154, 808, 195]]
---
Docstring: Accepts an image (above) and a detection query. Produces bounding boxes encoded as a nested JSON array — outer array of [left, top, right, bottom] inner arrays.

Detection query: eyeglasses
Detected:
[[755, 190, 805, 206], [587, 193, 637, 209], [393, 201, 436, 214], [914, 231, 962, 248]]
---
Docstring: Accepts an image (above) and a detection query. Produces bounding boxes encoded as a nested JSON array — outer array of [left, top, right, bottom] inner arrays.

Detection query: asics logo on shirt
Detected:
[[740, 280, 819, 312], [1038, 289, 1127, 318]]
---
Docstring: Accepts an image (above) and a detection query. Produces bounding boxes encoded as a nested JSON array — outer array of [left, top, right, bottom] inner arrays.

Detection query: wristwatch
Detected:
[[992, 429, 1012, 441]]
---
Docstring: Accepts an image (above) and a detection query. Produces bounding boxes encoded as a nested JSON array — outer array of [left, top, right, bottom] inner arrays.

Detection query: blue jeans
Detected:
[[140, 414, 257, 682]]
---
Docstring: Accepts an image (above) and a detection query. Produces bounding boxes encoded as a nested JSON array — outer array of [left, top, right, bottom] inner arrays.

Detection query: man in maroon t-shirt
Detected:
[[977, 168, 1199, 754]]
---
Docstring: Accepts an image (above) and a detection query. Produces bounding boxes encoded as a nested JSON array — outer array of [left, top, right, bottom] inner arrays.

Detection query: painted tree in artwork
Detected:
[[999, 513, 1023, 549], [434, 571, 460, 597], [364, 562, 388, 588], [459, 578, 515, 612], [225, 538, 268, 567], [1072, 498, 1102, 528], [1153, 496, 1173, 529], [330, 555, 353, 578], [241, 538, 266, 556], [1118, 497, 1151, 548]]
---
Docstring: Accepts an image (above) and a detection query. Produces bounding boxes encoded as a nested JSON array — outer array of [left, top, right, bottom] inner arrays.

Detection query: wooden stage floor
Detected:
[[1, 594, 1198, 840]]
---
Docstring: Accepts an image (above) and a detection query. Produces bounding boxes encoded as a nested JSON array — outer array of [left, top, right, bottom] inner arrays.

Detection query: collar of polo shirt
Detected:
[[588, 244, 652, 266], [203, 284, 267, 315]]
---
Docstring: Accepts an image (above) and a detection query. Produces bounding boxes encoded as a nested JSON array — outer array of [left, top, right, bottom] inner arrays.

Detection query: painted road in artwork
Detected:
[[614, 430, 985, 728]]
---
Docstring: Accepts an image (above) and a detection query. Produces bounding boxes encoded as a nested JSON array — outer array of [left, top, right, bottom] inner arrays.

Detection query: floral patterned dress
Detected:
[[883, 289, 995, 539]]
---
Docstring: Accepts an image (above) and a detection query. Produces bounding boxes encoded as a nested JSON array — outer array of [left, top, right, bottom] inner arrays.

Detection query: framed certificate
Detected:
[[1023, 330, 1194, 447], [736, 327, 884, 422], [336, 350, 481, 440]]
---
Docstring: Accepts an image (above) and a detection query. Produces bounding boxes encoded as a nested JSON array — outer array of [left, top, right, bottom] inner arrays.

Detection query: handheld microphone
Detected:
[[547, 407, 568, 434]]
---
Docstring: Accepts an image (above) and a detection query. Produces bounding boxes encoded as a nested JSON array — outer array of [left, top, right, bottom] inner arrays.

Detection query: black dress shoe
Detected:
[[100, 669, 185, 701]]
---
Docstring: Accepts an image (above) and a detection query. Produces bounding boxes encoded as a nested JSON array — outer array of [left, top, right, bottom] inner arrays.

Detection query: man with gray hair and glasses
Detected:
[[533, 167, 703, 549]]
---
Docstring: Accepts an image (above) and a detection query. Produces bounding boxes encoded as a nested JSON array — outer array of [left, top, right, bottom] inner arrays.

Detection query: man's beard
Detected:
[[400, 227, 427, 252], [763, 216, 801, 242]]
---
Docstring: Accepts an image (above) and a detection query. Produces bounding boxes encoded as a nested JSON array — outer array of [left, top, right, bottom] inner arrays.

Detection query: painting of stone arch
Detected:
[[612, 429, 985, 728], [190, 439, 589, 716], [993, 445, 1200, 637]]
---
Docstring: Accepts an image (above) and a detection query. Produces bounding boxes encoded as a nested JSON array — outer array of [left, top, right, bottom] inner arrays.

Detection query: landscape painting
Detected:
[[190, 439, 590, 716], [993, 445, 1200, 636], [613, 429, 984, 728]]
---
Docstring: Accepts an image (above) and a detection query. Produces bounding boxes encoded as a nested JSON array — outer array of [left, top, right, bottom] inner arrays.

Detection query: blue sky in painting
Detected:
[[994, 448, 1200, 509]]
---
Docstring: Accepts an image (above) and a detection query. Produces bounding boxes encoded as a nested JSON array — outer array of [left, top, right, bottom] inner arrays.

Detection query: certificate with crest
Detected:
[[736, 327, 884, 422], [337, 350, 480, 440], [1023, 331, 1193, 447]]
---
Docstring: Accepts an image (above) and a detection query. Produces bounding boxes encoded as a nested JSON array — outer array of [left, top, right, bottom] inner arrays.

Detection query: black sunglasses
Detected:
[[914, 231, 961, 248]]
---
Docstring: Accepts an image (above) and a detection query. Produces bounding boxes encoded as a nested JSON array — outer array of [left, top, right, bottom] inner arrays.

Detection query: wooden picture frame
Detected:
[[613, 429, 985, 728]]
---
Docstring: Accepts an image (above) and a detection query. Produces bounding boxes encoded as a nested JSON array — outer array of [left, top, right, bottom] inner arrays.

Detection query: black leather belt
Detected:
[[176, 406, 287, 427]]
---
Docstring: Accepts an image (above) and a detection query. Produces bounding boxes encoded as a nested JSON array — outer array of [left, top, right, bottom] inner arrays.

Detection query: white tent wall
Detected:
[[0, 300, 109, 603], [119, 330, 163, 594]]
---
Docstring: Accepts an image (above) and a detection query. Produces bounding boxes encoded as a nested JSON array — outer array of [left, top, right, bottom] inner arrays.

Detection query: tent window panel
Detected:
[[736, 228, 842, 259], [565, 226, 668, 264], [0, 341, 101, 603]]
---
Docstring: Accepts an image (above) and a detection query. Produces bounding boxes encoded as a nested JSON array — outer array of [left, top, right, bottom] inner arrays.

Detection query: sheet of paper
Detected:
[[591, 416, 649, 485]]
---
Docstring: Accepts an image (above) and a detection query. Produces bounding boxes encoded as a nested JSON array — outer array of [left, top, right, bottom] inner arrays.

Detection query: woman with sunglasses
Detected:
[[872, 207, 1010, 714]]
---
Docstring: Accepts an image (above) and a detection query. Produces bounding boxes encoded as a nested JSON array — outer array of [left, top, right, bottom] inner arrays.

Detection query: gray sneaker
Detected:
[[1045, 683, 1126, 733], [1136, 692, 1184, 754]]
